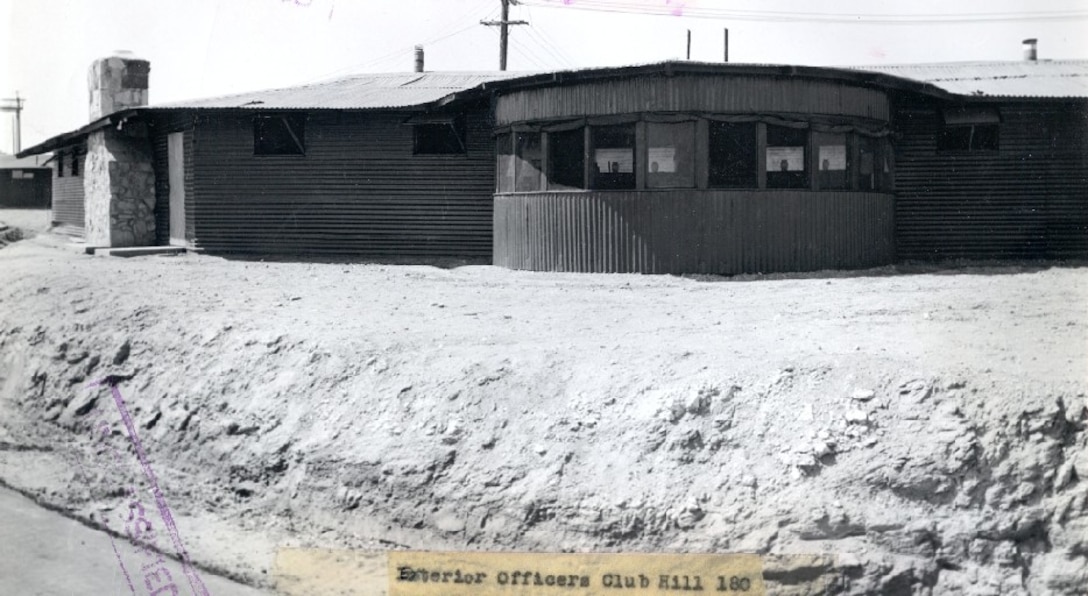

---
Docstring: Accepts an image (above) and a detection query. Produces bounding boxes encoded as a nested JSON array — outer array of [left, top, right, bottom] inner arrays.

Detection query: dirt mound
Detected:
[[0, 240, 1086, 594], [0, 224, 24, 248]]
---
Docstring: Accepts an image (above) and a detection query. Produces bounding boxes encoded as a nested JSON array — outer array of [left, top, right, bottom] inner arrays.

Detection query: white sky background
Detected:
[[2, 0, 1087, 151]]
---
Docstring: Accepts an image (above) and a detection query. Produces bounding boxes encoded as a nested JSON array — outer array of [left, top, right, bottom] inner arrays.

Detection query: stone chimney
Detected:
[[89, 51, 150, 120], [83, 52, 155, 248]]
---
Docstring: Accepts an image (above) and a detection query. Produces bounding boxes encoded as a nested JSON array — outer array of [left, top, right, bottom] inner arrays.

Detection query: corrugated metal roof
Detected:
[[850, 60, 1088, 98], [155, 71, 529, 110]]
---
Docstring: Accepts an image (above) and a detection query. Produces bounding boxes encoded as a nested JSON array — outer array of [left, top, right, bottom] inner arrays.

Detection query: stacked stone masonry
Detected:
[[83, 129, 155, 247]]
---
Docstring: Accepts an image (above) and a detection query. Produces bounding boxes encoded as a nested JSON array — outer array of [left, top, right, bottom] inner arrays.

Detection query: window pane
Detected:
[[972, 125, 999, 150], [708, 122, 757, 188], [814, 132, 848, 190], [514, 132, 543, 192], [646, 122, 695, 189], [766, 125, 808, 189], [547, 128, 585, 190], [254, 114, 306, 155], [414, 118, 466, 155], [858, 135, 878, 191], [937, 127, 972, 151], [590, 125, 635, 190], [496, 133, 514, 193], [880, 138, 894, 191]]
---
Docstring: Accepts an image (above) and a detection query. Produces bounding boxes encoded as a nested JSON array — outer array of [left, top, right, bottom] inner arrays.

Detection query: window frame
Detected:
[[937, 107, 1000, 153], [645, 120, 696, 189], [253, 113, 307, 157], [412, 115, 468, 156]]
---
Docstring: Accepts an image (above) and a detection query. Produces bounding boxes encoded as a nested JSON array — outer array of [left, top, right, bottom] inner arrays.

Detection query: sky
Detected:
[[2, 0, 1088, 152]]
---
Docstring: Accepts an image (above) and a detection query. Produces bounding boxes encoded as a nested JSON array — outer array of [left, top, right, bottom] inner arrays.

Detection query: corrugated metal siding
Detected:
[[496, 75, 889, 125], [895, 100, 1088, 260], [188, 106, 495, 257], [51, 165, 85, 231], [494, 190, 895, 274]]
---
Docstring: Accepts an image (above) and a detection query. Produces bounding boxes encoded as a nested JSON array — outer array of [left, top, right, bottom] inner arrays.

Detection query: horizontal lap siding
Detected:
[[895, 100, 1088, 260], [190, 108, 494, 258], [494, 191, 894, 274]]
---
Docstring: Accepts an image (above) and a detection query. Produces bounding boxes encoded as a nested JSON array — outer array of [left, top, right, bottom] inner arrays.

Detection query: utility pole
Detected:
[[481, 0, 528, 71], [0, 92, 24, 154]]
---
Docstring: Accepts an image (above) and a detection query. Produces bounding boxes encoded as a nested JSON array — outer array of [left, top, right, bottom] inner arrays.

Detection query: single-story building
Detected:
[[0, 152, 52, 210], [17, 50, 1088, 273]]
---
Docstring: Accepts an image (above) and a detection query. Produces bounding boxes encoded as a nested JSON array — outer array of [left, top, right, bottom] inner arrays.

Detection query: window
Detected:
[[858, 136, 879, 191], [11, 170, 35, 179], [880, 138, 894, 191], [413, 117, 466, 155], [590, 125, 635, 190], [515, 132, 543, 192], [938, 124, 998, 152], [708, 121, 757, 188], [56, 153, 63, 178], [496, 133, 515, 193], [646, 122, 695, 189], [937, 107, 999, 152], [254, 114, 306, 155], [547, 128, 585, 191], [766, 124, 808, 189], [813, 132, 849, 190], [70, 151, 80, 177]]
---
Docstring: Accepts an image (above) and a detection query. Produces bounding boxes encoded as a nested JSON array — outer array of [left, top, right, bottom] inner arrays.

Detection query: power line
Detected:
[[517, 0, 1088, 24], [522, 20, 576, 67], [303, 0, 495, 82]]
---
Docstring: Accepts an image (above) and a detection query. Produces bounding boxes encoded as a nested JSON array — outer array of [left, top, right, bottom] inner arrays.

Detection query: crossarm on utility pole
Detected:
[[480, 0, 529, 71]]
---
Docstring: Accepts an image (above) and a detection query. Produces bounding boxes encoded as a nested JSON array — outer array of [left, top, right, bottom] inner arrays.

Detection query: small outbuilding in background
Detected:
[[0, 152, 51, 210]]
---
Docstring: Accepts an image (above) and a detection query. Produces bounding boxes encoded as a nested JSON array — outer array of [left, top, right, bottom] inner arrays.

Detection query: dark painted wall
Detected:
[[495, 190, 895, 274], [177, 104, 496, 258], [894, 98, 1088, 260]]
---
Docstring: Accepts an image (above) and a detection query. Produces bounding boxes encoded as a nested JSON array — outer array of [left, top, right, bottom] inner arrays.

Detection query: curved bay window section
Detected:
[[495, 114, 893, 194]]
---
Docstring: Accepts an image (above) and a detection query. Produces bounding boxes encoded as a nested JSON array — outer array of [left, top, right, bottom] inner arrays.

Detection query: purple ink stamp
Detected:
[[74, 376, 209, 596]]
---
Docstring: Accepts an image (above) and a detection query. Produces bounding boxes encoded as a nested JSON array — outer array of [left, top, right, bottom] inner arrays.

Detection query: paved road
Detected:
[[0, 487, 274, 596]]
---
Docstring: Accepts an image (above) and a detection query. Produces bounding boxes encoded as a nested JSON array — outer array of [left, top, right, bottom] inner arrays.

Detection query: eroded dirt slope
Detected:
[[0, 231, 1086, 595]]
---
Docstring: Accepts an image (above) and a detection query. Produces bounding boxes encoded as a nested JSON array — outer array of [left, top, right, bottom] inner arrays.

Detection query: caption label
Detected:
[[274, 550, 765, 596]]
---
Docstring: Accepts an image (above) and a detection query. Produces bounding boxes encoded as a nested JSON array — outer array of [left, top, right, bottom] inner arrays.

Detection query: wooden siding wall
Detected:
[[895, 100, 1088, 260], [496, 75, 890, 124], [494, 191, 895, 274], [51, 154, 85, 231], [186, 107, 495, 258]]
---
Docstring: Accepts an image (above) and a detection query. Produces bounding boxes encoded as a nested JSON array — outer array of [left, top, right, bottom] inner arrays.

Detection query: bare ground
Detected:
[[0, 219, 1086, 595]]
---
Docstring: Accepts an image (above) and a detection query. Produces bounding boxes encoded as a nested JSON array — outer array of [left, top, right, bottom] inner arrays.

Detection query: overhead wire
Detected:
[[516, 0, 1088, 24], [302, 0, 495, 82]]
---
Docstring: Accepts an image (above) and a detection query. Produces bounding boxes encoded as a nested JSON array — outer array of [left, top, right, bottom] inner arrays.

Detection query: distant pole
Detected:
[[481, 0, 529, 71], [723, 28, 729, 62], [0, 92, 24, 153], [687, 30, 692, 60]]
